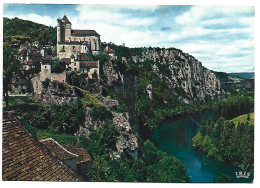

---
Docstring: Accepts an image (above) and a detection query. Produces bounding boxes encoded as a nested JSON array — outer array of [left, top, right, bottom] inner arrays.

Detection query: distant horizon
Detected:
[[3, 4, 255, 73]]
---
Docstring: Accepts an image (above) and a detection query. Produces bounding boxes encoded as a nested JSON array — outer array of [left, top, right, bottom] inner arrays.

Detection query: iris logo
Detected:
[[235, 171, 250, 178]]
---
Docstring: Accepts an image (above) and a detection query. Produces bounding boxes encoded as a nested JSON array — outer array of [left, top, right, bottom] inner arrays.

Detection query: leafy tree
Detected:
[[91, 105, 113, 121], [213, 173, 233, 183], [3, 45, 20, 108], [52, 62, 65, 73], [41, 78, 50, 89]]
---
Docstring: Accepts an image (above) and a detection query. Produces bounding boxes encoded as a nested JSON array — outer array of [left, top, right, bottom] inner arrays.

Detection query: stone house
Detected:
[[60, 53, 99, 80], [10, 77, 31, 95], [16, 44, 43, 71], [57, 15, 101, 59], [31, 57, 68, 97], [104, 45, 116, 59]]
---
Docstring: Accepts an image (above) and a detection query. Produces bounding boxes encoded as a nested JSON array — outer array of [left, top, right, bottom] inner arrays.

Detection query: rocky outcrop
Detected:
[[137, 47, 225, 104], [76, 106, 138, 159], [146, 84, 153, 100], [101, 98, 119, 109], [41, 83, 79, 104], [112, 112, 138, 159]]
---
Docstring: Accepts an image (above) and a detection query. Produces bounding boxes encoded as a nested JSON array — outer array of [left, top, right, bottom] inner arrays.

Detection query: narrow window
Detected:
[[45, 66, 47, 69], [73, 46, 75, 49], [74, 38, 76, 41]]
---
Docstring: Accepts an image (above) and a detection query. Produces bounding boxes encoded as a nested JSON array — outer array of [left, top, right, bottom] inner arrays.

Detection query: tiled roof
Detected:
[[23, 60, 35, 66], [61, 15, 70, 23], [104, 46, 115, 53], [62, 144, 92, 164], [42, 56, 52, 62], [71, 29, 99, 36], [80, 53, 91, 61], [2, 111, 80, 181], [11, 77, 29, 84], [80, 61, 98, 68], [59, 58, 71, 64], [40, 138, 78, 161]]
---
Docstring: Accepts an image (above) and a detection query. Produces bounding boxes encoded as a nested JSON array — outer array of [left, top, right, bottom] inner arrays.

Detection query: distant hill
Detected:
[[229, 72, 254, 79], [212, 71, 241, 83], [3, 17, 56, 45]]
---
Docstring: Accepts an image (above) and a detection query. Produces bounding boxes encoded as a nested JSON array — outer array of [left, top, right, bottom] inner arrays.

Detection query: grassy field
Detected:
[[231, 113, 254, 126], [3, 96, 41, 109]]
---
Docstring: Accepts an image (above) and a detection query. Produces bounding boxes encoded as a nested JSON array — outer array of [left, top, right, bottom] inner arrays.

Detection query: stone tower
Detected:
[[40, 58, 51, 81], [57, 15, 71, 43]]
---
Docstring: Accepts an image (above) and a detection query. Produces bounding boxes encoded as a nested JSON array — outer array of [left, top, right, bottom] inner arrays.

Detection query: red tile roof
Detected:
[[80, 61, 98, 68], [40, 138, 78, 161], [2, 111, 80, 181], [80, 53, 91, 61], [71, 29, 99, 36], [104, 46, 115, 53], [62, 144, 92, 164]]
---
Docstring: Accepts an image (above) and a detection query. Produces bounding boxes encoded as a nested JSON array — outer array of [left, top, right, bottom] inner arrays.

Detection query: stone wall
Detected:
[[51, 73, 67, 83], [41, 84, 79, 105]]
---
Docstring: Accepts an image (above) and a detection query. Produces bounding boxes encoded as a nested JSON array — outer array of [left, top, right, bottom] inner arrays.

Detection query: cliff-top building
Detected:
[[57, 15, 101, 59]]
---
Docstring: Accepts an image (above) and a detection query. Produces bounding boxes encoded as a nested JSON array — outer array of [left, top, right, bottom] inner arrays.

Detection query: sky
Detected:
[[3, 3, 255, 73]]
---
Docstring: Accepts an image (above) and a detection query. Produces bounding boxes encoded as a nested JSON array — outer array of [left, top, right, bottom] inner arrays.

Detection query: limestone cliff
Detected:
[[135, 47, 225, 104]]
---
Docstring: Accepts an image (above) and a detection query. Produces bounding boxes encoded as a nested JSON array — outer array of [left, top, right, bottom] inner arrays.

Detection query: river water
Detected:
[[151, 111, 253, 183]]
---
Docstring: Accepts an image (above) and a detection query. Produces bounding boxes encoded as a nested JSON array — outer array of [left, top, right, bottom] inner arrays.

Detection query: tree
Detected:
[[213, 173, 233, 183], [41, 78, 50, 89], [247, 113, 250, 121], [3, 45, 20, 108]]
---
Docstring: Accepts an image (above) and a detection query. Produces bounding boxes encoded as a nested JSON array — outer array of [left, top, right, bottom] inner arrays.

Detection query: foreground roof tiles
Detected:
[[62, 143, 92, 164], [2, 112, 80, 181], [40, 138, 78, 161]]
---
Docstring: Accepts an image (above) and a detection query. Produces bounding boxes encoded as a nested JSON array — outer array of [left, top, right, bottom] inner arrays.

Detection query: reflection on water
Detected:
[[151, 111, 253, 183]]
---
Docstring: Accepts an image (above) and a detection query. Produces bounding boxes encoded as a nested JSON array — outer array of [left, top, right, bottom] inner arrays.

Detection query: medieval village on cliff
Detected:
[[2, 4, 255, 183]]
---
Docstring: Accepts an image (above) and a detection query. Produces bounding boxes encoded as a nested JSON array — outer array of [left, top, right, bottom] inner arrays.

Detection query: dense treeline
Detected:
[[79, 136, 189, 182], [192, 119, 254, 171], [192, 95, 254, 172], [3, 17, 56, 45], [213, 96, 254, 120], [15, 102, 85, 134]]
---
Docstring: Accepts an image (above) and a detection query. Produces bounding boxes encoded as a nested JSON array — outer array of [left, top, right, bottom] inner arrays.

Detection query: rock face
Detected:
[[76, 106, 139, 159], [101, 98, 119, 109], [112, 112, 138, 159], [41, 83, 78, 104], [137, 47, 225, 104]]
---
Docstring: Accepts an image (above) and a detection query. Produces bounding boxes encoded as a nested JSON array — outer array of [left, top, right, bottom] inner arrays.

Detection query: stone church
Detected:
[[57, 15, 101, 59]]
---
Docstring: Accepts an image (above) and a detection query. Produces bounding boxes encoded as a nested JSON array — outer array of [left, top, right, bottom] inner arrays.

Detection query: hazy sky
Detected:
[[4, 4, 255, 73]]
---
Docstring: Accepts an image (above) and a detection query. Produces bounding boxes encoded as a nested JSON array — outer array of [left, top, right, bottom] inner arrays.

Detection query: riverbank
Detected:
[[151, 111, 253, 183]]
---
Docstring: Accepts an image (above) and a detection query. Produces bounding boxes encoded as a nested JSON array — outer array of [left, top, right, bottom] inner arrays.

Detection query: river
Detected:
[[151, 111, 253, 183]]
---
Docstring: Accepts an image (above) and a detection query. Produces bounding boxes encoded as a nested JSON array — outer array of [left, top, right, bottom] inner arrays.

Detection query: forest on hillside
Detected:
[[3, 17, 56, 45]]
